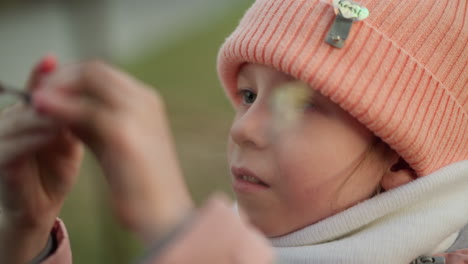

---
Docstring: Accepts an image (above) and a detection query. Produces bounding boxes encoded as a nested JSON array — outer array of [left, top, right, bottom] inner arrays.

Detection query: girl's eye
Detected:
[[303, 101, 316, 111], [238, 89, 257, 105]]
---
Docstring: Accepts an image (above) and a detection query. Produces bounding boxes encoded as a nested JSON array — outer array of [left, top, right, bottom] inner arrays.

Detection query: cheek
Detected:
[[273, 133, 365, 184], [227, 114, 240, 164], [227, 137, 235, 166], [271, 119, 373, 198], [271, 138, 341, 213], [272, 150, 339, 222]]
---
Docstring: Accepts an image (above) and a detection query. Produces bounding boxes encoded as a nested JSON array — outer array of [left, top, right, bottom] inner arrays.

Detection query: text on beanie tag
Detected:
[[326, 0, 369, 48]]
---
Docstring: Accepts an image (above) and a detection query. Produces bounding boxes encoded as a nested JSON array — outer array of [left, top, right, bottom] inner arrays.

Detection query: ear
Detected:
[[380, 157, 417, 191]]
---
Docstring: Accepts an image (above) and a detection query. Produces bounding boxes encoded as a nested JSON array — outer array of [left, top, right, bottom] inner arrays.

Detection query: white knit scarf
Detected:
[[264, 160, 468, 264]]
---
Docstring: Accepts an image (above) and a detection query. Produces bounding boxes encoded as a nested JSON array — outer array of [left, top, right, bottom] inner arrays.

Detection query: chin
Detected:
[[242, 206, 327, 237], [251, 221, 282, 237], [238, 205, 291, 237], [258, 224, 299, 238]]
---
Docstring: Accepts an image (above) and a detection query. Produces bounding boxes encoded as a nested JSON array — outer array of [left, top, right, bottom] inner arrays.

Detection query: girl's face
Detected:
[[227, 64, 395, 237]]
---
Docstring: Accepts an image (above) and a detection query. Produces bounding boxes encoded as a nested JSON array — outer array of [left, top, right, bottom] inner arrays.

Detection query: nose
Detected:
[[230, 101, 270, 149]]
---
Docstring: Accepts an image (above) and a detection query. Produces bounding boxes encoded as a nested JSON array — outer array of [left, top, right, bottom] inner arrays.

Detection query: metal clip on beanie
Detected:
[[217, 0, 467, 176]]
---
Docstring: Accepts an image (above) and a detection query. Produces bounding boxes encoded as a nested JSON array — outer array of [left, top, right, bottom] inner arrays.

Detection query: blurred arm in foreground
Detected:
[[0, 57, 273, 264]]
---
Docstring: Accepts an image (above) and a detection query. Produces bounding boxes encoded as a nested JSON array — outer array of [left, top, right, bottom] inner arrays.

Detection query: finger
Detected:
[[26, 55, 58, 92], [79, 60, 136, 106], [0, 107, 57, 138], [0, 131, 55, 166], [39, 63, 114, 108], [36, 126, 84, 189], [41, 61, 137, 108], [57, 127, 83, 157], [40, 126, 83, 162], [32, 88, 100, 128], [39, 63, 80, 94]]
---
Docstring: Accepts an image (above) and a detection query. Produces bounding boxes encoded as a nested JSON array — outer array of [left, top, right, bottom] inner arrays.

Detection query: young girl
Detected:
[[215, 0, 468, 263], [0, 0, 467, 263]]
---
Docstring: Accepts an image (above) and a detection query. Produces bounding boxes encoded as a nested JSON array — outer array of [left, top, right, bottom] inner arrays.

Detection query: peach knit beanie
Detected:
[[217, 0, 467, 176]]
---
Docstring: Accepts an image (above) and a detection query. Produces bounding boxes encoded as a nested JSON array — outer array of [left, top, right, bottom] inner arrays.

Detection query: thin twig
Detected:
[[0, 83, 31, 103]]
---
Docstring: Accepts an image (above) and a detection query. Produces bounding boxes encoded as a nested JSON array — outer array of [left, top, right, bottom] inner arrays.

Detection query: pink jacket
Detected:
[[42, 197, 468, 264]]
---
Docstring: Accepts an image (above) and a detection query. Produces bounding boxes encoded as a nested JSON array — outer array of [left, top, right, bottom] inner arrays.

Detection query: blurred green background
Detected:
[[0, 0, 252, 263]]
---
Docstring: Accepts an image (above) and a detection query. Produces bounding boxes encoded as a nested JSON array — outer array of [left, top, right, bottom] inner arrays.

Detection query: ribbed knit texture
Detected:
[[267, 160, 468, 263], [217, 0, 468, 176]]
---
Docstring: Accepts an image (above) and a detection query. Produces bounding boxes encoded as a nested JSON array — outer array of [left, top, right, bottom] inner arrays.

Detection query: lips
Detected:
[[231, 167, 269, 193]]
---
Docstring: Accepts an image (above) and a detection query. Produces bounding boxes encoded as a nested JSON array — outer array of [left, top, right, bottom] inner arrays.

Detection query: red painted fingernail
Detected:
[[38, 54, 57, 74]]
